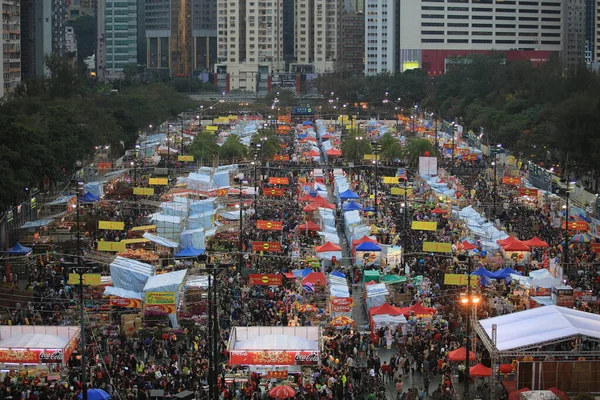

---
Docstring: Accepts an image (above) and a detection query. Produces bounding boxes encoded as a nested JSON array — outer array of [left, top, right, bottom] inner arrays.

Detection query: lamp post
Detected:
[[492, 144, 501, 218], [401, 176, 409, 268], [206, 263, 230, 400], [563, 188, 571, 271], [372, 142, 382, 215], [459, 255, 480, 400], [167, 124, 173, 160], [74, 180, 88, 400], [181, 118, 185, 155]]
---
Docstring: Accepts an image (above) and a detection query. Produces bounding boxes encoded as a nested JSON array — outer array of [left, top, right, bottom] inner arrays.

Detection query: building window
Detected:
[[448, 39, 468, 43], [472, 39, 492, 43], [422, 38, 444, 43]]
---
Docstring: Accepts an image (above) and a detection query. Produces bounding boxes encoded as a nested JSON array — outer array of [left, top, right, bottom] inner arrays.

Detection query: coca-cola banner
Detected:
[[0, 349, 64, 364], [229, 350, 319, 366], [330, 297, 354, 307]]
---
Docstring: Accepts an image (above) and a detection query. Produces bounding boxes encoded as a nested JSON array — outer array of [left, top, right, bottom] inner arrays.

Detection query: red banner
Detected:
[[248, 274, 283, 286], [273, 155, 290, 161], [502, 176, 521, 185], [263, 187, 285, 197], [463, 154, 478, 161], [144, 304, 176, 314], [0, 349, 65, 364], [110, 297, 142, 309], [266, 370, 289, 379], [518, 188, 538, 197], [229, 350, 319, 366], [561, 221, 589, 231], [330, 297, 354, 307], [591, 243, 600, 253], [251, 241, 282, 253], [256, 220, 283, 230], [269, 177, 289, 185]]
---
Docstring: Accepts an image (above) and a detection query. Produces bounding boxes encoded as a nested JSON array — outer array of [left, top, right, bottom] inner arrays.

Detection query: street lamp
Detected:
[[562, 181, 575, 273], [371, 142, 382, 215], [458, 254, 480, 400], [492, 144, 502, 218]]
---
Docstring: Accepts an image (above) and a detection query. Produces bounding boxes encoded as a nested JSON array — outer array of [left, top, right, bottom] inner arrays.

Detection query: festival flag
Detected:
[[256, 220, 284, 230], [263, 187, 285, 197], [269, 177, 289, 185], [502, 176, 521, 185]]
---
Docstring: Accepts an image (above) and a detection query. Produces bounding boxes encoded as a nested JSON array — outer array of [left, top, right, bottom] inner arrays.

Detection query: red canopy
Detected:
[[303, 203, 319, 212], [322, 133, 331, 139], [298, 220, 321, 231], [298, 194, 316, 201], [302, 271, 327, 286], [310, 196, 328, 204], [283, 272, 296, 279], [502, 240, 531, 252], [469, 363, 492, 377], [303, 150, 320, 157], [402, 302, 436, 317], [448, 347, 476, 362], [326, 148, 342, 157], [316, 241, 342, 252], [369, 303, 404, 316], [352, 235, 378, 249], [431, 207, 448, 215], [497, 236, 518, 246], [522, 236, 549, 248], [461, 241, 477, 251]]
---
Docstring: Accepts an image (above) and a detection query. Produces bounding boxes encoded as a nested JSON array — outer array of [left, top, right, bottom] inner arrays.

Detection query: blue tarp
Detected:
[[356, 242, 382, 252], [471, 267, 495, 278], [79, 192, 100, 203], [21, 219, 54, 229], [331, 270, 346, 278], [343, 202, 363, 211], [8, 242, 32, 255], [293, 267, 313, 278], [339, 189, 359, 200], [303, 120, 313, 125], [174, 247, 205, 257], [491, 267, 521, 279]]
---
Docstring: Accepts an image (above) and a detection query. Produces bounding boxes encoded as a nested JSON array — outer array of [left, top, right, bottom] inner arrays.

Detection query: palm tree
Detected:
[[342, 130, 372, 161], [404, 138, 434, 166], [190, 130, 219, 165], [219, 134, 247, 163], [378, 132, 404, 162], [251, 129, 280, 159]]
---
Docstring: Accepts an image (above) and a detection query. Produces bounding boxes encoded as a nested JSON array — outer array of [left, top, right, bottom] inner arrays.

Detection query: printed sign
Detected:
[[133, 187, 155, 195], [518, 188, 538, 197], [382, 177, 400, 184], [263, 187, 285, 197], [266, 371, 289, 379], [110, 297, 142, 308], [502, 176, 521, 185], [149, 178, 169, 185], [229, 350, 319, 366], [391, 187, 413, 196], [97, 241, 126, 252], [423, 242, 452, 253], [178, 155, 194, 162], [463, 154, 478, 161], [330, 297, 354, 312], [248, 274, 283, 286], [444, 274, 479, 286], [0, 349, 65, 364], [273, 155, 290, 161], [145, 292, 176, 305], [411, 221, 437, 231], [251, 241, 282, 253], [269, 177, 289, 185], [256, 220, 284, 230], [363, 154, 380, 161], [98, 221, 124, 230], [561, 221, 589, 231], [68, 273, 102, 286], [144, 304, 176, 314]]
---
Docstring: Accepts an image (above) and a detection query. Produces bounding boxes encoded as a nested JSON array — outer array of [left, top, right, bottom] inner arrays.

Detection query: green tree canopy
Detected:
[[219, 134, 247, 162], [404, 138, 434, 166], [378, 132, 404, 161], [341, 129, 372, 161], [190, 130, 219, 165]]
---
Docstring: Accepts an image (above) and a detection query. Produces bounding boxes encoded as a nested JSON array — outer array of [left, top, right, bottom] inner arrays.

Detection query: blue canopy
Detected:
[[303, 120, 313, 125], [78, 388, 111, 400], [479, 276, 493, 286], [339, 189, 359, 200], [471, 267, 495, 278], [298, 133, 308, 139], [331, 270, 346, 278], [363, 206, 376, 212], [343, 202, 363, 211], [491, 267, 521, 279], [79, 192, 100, 203], [355, 242, 382, 252], [293, 267, 313, 278], [174, 247, 204, 257], [8, 242, 32, 255]]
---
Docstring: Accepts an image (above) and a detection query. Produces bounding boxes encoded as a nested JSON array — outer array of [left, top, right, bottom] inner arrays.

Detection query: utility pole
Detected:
[[75, 181, 88, 400], [563, 190, 570, 270], [402, 176, 409, 268], [465, 256, 472, 400]]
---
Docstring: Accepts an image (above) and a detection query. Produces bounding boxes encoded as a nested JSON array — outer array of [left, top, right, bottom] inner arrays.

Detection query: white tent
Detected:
[[144, 269, 187, 293], [143, 232, 179, 248], [110, 256, 155, 292], [479, 305, 600, 351], [371, 314, 408, 330]]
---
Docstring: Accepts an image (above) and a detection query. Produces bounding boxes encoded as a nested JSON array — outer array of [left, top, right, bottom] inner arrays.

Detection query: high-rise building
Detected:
[[20, 0, 68, 79], [364, 0, 395, 76], [342, 11, 364, 76], [65, 0, 95, 20], [65, 25, 77, 55], [215, 0, 285, 92], [145, 0, 192, 76], [293, 0, 343, 74], [192, 0, 217, 72], [396, 0, 564, 76], [584, 0, 594, 65], [97, 0, 138, 80], [282, 0, 294, 65], [2, 0, 21, 96], [563, 0, 586, 67]]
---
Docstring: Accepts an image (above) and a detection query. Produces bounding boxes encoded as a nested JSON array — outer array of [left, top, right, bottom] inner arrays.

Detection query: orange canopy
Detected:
[[298, 220, 321, 231], [316, 241, 342, 252], [448, 347, 476, 362], [369, 303, 404, 316]]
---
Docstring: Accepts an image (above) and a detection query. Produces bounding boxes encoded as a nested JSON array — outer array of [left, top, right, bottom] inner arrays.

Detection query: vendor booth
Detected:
[[0, 326, 80, 367]]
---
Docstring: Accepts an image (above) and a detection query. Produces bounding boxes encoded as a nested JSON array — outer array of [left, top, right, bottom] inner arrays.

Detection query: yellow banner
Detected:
[[97, 241, 126, 252], [382, 177, 400, 184], [206, 125, 218, 131], [68, 273, 102, 286], [98, 221, 125, 230], [363, 154, 380, 161], [178, 155, 194, 162], [423, 242, 452, 253], [131, 225, 156, 231], [133, 187, 155, 195], [149, 178, 168, 185], [391, 187, 413, 196], [120, 238, 150, 245], [444, 274, 479, 286], [411, 221, 437, 231], [145, 292, 176, 305]]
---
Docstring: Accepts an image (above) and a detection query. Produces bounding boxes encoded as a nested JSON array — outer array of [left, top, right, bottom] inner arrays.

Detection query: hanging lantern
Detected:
[[499, 364, 514, 375]]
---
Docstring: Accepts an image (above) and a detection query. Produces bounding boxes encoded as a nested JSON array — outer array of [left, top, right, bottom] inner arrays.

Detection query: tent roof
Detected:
[[502, 240, 531, 252], [469, 363, 492, 377], [174, 247, 204, 257], [352, 236, 378, 248], [522, 236, 549, 248], [343, 202, 363, 211], [403, 302, 436, 316], [326, 148, 342, 156], [8, 242, 32, 255], [356, 241, 382, 251], [302, 271, 327, 286], [497, 236, 518, 246], [142, 232, 179, 248], [369, 303, 404, 316], [144, 269, 187, 293], [461, 241, 477, 250], [339, 189, 359, 199], [298, 220, 321, 231], [479, 305, 600, 351], [448, 347, 476, 361], [316, 241, 342, 252], [471, 267, 495, 278], [0, 333, 68, 349]]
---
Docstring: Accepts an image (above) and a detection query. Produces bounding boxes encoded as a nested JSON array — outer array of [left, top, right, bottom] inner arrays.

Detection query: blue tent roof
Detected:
[[339, 189, 359, 200], [174, 247, 204, 257], [363, 206, 376, 212], [343, 202, 363, 211], [293, 267, 313, 278], [303, 120, 313, 125], [79, 192, 100, 203], [491, 267, 521, 279], [356, 242, 382, 252], [471, 267, 495, 278], [331, 270, 346, 278], [8, 242, 32, 255], [479, 276, 492, 286]]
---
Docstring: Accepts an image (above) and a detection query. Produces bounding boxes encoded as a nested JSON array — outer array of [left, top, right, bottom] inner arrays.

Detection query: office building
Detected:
[[364, 0, 395, 76], [97, 0, 138, 81], [342, 11, 364, 76], [283, 0, 294, 65], [563, 0, 586, 67], [65, 25, 77, 55], [192, 0, 218, 72], [293, 0, 343, 74], [215, 0, 285, 92], [65, 0, 95, 20], [396, 0, 564, 76], [2, 0, 21, 96]]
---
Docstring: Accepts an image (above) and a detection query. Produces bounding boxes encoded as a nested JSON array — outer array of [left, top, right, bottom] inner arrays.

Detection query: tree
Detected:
[[251, 129, 280, 159], [190, 130, 219, 165], [341, 129, 372, 160], [404, 138, 434, 166], [219, 134, 247, 162], [378, 132, 404, 161]]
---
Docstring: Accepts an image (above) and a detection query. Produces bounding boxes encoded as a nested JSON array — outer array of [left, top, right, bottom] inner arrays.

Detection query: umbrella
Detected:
[[78, 389, 111, 400], [296, 304, 319, 313], [571, 233, 592, 243], [330, 316, 355, 327], [268, 385, 296, 399]]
